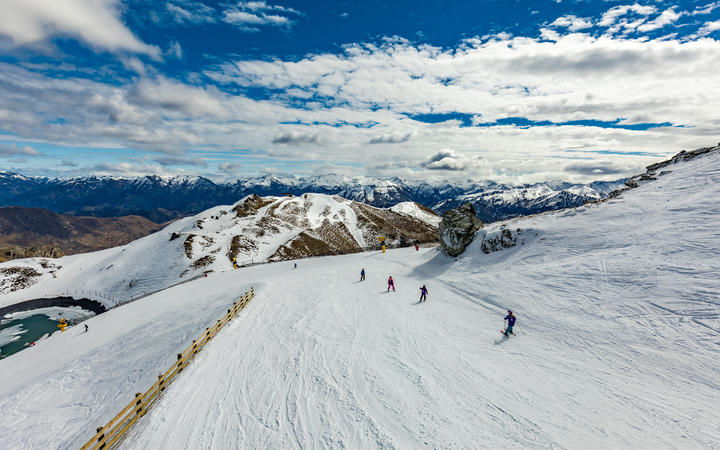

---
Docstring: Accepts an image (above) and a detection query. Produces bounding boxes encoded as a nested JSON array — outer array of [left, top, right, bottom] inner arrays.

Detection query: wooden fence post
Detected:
[[96, 426, 105, 449]]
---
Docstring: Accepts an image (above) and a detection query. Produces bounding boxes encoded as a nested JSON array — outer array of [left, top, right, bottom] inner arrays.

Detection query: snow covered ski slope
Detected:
[[126, 149, 718, 448], [1, 149, 719, 449]]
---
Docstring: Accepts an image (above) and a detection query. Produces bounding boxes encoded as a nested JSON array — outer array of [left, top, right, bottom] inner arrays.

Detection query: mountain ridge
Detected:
[[0, 170, 624, 223]]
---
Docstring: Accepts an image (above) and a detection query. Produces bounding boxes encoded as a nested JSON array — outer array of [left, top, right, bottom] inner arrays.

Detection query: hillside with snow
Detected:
[[1, 148, 719, 448], [0, 194, 437, 308]]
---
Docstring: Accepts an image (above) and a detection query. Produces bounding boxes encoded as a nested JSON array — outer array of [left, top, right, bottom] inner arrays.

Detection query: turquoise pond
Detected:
[[0, 314, 65, 358]]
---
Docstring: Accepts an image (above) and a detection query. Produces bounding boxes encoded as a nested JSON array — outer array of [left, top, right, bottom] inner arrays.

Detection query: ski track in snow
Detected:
[[1, 152, 720, 448]]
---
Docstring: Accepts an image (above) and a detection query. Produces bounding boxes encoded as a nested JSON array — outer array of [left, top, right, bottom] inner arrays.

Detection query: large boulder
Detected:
[[438, 202, 483, 256]]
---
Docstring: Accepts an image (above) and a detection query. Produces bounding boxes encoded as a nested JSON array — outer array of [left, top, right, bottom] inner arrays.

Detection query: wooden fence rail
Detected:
[[80, 287, 255, 450]]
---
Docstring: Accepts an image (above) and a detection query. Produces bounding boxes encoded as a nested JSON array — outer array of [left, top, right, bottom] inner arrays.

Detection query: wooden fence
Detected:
[[80, 287, 255, 450]]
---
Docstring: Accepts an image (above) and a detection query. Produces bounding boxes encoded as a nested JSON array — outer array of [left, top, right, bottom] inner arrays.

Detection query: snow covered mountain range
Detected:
[[0, 145, 719, 448], [0, 171, 623, 223], [0, 194, 438, 306]]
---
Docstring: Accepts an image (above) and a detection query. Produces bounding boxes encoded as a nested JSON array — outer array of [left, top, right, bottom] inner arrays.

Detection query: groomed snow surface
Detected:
[[1, 151, 720, 449]]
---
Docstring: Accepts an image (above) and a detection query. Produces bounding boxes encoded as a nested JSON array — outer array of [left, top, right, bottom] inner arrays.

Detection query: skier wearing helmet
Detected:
[[503, 310, 516, 337]]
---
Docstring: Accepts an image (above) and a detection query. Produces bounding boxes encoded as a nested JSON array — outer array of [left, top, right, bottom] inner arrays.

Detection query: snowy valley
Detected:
[[0, 147, 718, 448]]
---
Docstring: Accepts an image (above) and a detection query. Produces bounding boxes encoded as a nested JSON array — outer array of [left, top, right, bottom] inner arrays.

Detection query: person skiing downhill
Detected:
[[360, 268, 365, 281], [387, 276, 395, 292], [419, 285, 428, 302], [503, 310, 516, 336]]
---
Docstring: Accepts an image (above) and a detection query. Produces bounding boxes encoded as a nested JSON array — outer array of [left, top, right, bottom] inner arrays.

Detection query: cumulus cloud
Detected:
[[692, 2, 720, 15], [218, 162, 244, 173], [421, 149, 472, 171], [369, 132, 411, 144], [222, 1, 301, 31], [637, 7, 683, 32], [0, 143, 41, 157], [695, 19, 720, 37], [166, 1, 216, 25], [550, 15, 593, 31], [60, 160, 79, 167], [129, 77, 229, 118], [0, 0, 160, 57], [166, 41, 183, 59], [272, 131, 320, 144], [155, 156, 208, 167], [89, 162, 150, 173], [564, 161, 634, 175], [598, 4, 657, 28]]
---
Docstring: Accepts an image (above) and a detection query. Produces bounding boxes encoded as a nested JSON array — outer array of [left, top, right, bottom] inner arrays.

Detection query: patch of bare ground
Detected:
[[273, 202, 311, 228], [0, 266, 43, 293], [191, 255, 215, 269], [199, 236, 214, 249], [227, 235, 259, 263], [350, 202, 438, 245], [184, 234, 195, 258], [232, 194, 275, 218], [269, 220, 361, 261]]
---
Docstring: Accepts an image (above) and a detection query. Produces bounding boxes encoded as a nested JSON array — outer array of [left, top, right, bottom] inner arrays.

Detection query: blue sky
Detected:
[[0, 0, 718, 183]]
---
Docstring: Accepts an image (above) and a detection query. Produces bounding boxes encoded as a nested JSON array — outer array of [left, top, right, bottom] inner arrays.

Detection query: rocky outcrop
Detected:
[[479, 227, 521, 254], [0, 245, 64, 262], [609, 144, 720, 198], [439, 203, 483, 256], [232, 194, 274, 218]]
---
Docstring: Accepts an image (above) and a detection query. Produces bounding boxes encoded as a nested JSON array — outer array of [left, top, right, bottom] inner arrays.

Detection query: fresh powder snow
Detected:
[[0, 151, 719, 448]]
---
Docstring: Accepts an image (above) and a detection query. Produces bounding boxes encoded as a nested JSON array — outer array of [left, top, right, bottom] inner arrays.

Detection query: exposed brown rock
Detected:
[[191, 255, 215, 269], [0, 266, 43, 293], [232, 194, 275, 218], [227, 235, 258, 264], [183, 234, 195, 258], [349, 202, 438, 246]]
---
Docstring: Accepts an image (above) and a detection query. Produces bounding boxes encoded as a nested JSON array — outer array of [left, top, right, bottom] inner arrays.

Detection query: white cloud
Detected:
[[271, 131, 320, 144], [598, 4, 657, 28], [636, 7, 683, 32], [1, 21, 719, 183], [0, 143, 41, 157], [0, 0, 160, 57], [222, 1, 300, 30], [166, 1, 216, 25], [369, 132, 412, 144], [155, 156, 208, 167], [692, 2, 720, 15], [421, 149, 476, 171], [130, 77, 230, 118], [166, 41, 183, 59], [550, 15, 593, 31], [218, 162, 244, 173], [696, 19, 720, 36]]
